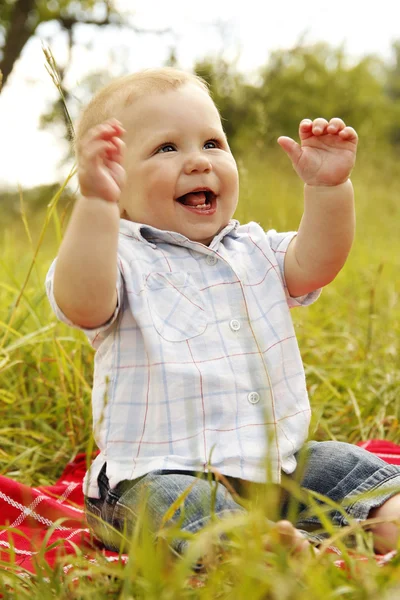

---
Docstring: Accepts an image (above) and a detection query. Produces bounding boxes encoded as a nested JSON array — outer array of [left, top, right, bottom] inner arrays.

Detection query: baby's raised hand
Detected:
[[277, 118, 358, 187], [77, 119, 126, 203]]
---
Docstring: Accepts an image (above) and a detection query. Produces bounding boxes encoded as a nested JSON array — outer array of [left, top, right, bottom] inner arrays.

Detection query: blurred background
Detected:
[[2, 0, 400, 197]]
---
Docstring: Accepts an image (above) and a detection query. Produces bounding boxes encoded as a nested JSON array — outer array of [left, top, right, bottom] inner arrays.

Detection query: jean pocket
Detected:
[[145, 271, 207, 342]]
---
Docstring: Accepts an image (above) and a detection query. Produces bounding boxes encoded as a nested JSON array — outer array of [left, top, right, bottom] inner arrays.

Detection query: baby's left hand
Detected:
[[278, 118, 358, 186]]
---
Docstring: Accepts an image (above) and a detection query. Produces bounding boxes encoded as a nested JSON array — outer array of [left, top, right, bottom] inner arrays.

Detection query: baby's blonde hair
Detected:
[[75, 67, 210, 154]]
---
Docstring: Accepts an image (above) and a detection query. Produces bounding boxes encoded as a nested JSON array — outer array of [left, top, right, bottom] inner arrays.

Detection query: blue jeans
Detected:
[[85, 441, 400, 554]]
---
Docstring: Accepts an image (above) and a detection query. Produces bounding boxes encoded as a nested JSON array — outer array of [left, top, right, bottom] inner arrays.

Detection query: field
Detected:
[[0, 150, 399, 598]]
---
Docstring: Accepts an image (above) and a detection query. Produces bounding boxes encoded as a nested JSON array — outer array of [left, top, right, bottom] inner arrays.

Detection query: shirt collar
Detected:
[[119, 219, 240, 251]]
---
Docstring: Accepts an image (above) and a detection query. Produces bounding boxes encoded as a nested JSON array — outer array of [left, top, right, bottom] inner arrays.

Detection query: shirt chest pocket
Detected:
[[145, 272, 207, 342]]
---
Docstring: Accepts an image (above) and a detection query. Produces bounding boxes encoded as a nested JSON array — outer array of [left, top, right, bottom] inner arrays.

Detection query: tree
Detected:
[[194, 57, 260, 154], [195, 43, 400, 156], [385, 41, 400, 145], [253, 43, 396, 149], [0, 0, 169, 91], [1, 1, 107, 90]]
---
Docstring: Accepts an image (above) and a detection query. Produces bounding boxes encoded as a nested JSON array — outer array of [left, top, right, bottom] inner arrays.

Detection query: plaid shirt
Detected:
[[46, 219, 320, 498]]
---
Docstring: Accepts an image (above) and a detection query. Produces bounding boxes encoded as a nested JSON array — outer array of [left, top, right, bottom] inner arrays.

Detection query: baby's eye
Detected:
[[157, 144, 176, 153], [204, 140, 219, 150]]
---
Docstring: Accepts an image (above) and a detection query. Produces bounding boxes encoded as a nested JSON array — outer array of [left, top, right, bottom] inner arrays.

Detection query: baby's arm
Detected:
[[53, 119, 126, 328], [278, 118, 357, 298]]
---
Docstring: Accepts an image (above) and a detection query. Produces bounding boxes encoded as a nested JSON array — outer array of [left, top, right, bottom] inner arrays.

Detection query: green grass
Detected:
[[0, 152, 399, 598]]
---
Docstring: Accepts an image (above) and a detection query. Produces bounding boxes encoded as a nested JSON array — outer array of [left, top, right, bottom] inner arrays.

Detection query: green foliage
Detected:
[[0, 0, 109, 47], [195, 58, 257, 148], [0, 184, 73, 233], [193, 43, 400, 157], [384, 42, 400, 145], [2, 0, 108, 28], [255, 44, 392, 143]]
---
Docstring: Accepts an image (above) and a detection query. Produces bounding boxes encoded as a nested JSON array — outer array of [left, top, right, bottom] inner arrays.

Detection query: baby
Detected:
[[46, 67, 400, 561]]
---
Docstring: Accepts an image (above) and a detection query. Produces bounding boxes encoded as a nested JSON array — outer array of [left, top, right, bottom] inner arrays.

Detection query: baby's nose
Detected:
[[184, 153, 212, 174]]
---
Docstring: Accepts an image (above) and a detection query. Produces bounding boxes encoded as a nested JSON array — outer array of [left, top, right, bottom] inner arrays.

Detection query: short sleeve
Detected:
[[45, 257, 124, 346], [266, 229, 321, 308]]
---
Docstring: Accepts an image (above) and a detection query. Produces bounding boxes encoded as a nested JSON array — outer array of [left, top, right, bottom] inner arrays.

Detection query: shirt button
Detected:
[[247, 392, 260, 405], [229, 319, 241, 332], [206, 255, 217, 266]]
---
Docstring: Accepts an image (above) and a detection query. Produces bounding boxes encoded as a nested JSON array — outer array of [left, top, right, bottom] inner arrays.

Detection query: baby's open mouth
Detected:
[[176, 189, 216, 210]]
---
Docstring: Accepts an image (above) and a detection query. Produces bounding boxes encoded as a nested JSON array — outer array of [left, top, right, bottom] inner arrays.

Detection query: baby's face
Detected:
[[118, 83, 239, 245]]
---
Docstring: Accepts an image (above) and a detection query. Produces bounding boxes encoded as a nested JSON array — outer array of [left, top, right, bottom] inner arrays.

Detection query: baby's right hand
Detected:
[[77, 119, 126, 204]]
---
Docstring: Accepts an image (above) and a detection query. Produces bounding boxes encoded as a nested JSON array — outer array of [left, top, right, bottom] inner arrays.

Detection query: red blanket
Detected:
[[0, 440, 399, 575]]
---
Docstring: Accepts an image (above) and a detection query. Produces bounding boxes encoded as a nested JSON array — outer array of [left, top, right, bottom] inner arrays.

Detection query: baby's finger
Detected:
[[77, 127, 113, 158], [299, 119, 313, 130], [327, 118, 346, 134], [298, 119, 313, 134], [109, 136, 126, 160], [106, 118, 125, 133], [311, 118, 329, 135], [104, 160, 126, 189], [84, 139, 115, 162], [298, 119, 314, 141], [96, 118, 125, 137], [277, 136, 302, 163], [83, 121, 125, 146], [338, 126, 358, 141]]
